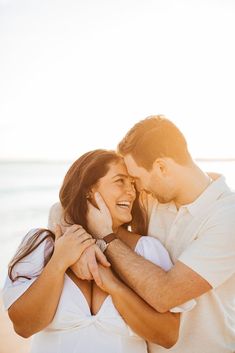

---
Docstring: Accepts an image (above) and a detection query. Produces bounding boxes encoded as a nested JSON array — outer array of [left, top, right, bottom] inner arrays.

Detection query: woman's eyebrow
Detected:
[[112, 173, 128, 179]]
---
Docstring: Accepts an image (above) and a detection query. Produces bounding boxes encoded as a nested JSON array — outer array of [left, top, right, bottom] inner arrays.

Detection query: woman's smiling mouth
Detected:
[[116, 200, 132, 210]]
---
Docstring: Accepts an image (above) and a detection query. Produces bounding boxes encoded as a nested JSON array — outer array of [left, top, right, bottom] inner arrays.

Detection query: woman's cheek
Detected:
[[103, 194, 116, 214]]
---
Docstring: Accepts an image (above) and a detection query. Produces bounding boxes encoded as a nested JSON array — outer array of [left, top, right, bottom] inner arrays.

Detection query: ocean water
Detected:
[[0, 161, 71, 287], [0, 160, 235, 288]]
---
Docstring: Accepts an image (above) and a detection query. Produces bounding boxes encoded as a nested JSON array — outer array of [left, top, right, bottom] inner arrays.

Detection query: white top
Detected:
[[3, 231, 195, 353], [142, 176, 235, 353]]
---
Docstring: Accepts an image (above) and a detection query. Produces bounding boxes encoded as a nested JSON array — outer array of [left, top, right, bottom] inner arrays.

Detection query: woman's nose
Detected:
[[125, 183, 136, 197]]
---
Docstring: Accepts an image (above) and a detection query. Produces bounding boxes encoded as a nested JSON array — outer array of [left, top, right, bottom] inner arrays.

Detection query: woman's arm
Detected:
[[7, 225, 95, 338], [97, 265, 179, 348], [8, 256, 66, 338]]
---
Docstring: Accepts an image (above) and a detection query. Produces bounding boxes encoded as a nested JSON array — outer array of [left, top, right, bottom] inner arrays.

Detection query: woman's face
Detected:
[[91, 159, 136, 231]]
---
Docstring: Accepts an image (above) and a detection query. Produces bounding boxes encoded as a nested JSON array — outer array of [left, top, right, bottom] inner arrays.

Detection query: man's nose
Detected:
[[135, 180, 143, 192]]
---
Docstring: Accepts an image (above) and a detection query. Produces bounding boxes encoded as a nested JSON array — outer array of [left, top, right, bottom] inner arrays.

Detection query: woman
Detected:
[[3, 150, 195, 353]]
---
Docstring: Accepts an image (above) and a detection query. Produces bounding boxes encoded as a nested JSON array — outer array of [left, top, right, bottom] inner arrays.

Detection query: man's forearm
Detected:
[[106, 238, 204, 313], [106, 239, 172, 312]]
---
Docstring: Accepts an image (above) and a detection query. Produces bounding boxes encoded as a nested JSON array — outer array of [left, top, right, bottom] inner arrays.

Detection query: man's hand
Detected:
[[70, 244, 111, 286], [86, 192, 113, 238]]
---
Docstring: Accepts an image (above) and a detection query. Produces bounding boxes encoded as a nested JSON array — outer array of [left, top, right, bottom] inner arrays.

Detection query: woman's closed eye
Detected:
[[115, 178, 124, 184]]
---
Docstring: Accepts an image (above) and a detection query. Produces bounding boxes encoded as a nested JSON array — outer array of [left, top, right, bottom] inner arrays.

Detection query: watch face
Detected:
[[96, 239, 107, 252]]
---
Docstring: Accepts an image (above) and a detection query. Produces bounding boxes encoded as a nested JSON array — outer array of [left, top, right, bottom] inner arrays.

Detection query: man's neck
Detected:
[[174, 163, 213, 209]]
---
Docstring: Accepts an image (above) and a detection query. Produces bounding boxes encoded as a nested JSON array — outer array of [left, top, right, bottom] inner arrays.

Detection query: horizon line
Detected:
[[0, 157, 235, 163]]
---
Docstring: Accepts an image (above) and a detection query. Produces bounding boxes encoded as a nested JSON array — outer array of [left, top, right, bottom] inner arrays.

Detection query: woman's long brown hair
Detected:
[[9, 150, 147, 281]]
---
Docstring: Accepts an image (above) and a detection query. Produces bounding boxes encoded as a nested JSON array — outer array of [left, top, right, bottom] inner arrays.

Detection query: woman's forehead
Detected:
[[103, 160, 131, 179], [95, 160, 135, 189], [100, 160, 134, 182]]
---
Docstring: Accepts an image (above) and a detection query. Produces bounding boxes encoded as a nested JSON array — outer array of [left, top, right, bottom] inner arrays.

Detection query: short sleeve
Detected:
[[135, 236, 172, 271], [179, 205, 235, 288], [2, 229, 54, 310], [135, 236, 196, 313]]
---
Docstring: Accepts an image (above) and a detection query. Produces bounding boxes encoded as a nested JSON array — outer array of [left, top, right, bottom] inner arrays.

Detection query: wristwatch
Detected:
[[96, 233, 117, 253]]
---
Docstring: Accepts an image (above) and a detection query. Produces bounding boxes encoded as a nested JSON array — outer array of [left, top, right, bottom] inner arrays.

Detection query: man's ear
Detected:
[[152, 158, 168, 176]]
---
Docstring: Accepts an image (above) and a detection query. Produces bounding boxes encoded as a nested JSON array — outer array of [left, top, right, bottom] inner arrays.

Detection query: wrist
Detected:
[[96, 233, 117, 253], [104, 237, 119, 254], [100, 231, 113, 239], [90, 228, 113, 239], [49, 254, 68, 274]]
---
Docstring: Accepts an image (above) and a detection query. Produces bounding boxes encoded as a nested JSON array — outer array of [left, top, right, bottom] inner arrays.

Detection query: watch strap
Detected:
[[103, 232, 117, 244]]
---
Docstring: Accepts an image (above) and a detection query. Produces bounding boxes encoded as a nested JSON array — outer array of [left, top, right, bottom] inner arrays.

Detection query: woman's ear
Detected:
[[86, 190, 92, 199], [87, 188, 98, 207]]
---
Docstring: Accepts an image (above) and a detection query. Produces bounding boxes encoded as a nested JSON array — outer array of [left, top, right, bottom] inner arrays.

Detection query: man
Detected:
[[79, 116, 235, 352]]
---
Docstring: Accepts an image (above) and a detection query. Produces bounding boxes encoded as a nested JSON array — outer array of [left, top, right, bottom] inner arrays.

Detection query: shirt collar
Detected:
[[183, 175, 231, 217]]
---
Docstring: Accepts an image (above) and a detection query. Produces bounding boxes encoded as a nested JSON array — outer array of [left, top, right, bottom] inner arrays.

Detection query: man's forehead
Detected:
[[123, 154, 136, 167], [123, 154, 141, 175]]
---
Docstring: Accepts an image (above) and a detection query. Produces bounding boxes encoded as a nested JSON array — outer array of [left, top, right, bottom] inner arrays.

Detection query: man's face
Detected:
[[123, 154, 151, 192], [123, 154, 176, 203]]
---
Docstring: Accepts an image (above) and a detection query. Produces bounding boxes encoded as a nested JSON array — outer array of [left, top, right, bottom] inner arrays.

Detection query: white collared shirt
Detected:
[[143, 176, 235, 353]]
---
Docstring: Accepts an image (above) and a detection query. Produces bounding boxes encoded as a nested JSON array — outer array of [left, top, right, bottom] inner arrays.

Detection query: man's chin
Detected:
[[153, 195, 170, 203]]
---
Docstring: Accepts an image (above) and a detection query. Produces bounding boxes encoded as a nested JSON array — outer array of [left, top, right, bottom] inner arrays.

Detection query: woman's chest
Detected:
[[66, 269, 108, 315]]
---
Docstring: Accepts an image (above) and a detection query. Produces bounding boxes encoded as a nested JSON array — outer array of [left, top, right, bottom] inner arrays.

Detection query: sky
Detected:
[[1, 0, 235, 161]]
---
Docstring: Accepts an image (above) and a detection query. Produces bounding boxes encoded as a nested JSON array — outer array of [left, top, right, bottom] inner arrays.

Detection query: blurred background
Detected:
[[0, 0, 235, 351]]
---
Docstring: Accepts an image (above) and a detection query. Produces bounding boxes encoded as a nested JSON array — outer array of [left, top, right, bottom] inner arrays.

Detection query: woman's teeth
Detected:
[[116, 201, 131, 209]]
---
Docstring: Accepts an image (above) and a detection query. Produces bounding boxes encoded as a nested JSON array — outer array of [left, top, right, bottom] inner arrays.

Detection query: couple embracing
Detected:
[[3, 116, 235, 353]]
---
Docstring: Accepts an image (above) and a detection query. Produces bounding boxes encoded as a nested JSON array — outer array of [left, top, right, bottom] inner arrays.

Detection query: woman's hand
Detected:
[[52, 225, 96, 272], [70, 244, 111, 285], [95, 264, 121, 294]]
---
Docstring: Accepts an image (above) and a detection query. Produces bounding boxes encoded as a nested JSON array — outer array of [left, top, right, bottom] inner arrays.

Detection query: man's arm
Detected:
[[105, 235, 211, 313], [107, 204, 235, 313], [86, 193, 212, 313]]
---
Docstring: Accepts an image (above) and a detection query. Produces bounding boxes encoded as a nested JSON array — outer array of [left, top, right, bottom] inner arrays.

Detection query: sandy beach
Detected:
[[0, 295, 31, 353]]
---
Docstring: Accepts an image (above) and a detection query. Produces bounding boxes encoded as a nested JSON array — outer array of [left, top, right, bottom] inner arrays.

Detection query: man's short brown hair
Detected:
[[118, 115, 191, 170]]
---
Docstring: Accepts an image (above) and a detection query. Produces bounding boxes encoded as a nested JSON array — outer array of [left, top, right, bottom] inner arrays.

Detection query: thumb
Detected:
[[87, 199, 98, 214], [95, 246, 111, 267], [54, 224, 63, 240]]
